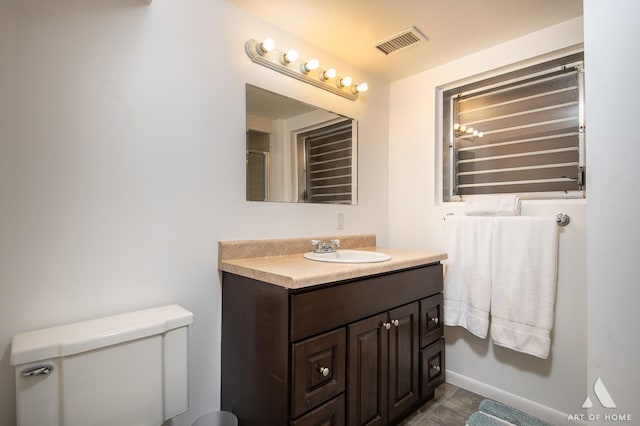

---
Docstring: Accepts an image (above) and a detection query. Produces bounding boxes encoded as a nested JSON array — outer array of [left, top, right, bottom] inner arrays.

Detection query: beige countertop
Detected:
[[218, 234, 447, 289]]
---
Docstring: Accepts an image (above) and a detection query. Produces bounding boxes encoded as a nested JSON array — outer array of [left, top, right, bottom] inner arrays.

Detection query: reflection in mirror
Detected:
[[246, 84, 357, 204]]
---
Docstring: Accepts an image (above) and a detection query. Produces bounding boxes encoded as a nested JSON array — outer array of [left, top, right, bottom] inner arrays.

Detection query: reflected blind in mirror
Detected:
[[444, 52, 585, 199], [302, 120, 353, 204]]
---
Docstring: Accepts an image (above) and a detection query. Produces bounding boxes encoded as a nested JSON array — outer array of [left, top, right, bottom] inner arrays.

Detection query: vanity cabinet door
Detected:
[[292, 328, 346, 418], [387, 303, 420, 421], [420, 338, 445, 398], [420, 293, 443, 348], [347, 312, 388, 426]]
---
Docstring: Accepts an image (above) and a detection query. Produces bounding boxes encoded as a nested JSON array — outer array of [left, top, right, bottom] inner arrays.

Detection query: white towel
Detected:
[[443, 216, 493, 338], [464, 195, 521, 216], [490, 217, 558, 359]]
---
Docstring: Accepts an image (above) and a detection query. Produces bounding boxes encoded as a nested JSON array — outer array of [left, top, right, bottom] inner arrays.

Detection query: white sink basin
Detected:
[[303, 249, 391, 264]]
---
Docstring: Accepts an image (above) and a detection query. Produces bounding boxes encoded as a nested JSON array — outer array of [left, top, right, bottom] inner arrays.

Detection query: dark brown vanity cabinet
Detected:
[[221, 263, 444, 426]]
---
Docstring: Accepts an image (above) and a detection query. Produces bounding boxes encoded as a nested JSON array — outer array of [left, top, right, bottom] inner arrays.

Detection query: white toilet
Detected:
[[10, 304, 193, 426]]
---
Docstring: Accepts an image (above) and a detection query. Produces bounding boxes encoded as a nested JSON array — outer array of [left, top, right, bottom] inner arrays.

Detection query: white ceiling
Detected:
[[227, 0, 583, 82]]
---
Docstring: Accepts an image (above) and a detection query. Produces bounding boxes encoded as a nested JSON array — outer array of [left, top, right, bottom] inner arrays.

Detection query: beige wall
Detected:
[[389, 17, 586, 423], [0, 1, 389, 424], [584, 0, 640, 419]]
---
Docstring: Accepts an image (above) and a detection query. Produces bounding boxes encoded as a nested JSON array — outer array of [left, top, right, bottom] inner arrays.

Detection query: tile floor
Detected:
[[399, 383, 485, 426]]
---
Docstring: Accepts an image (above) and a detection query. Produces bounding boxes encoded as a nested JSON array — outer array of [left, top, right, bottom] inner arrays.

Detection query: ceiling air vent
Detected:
[[374, 26, 428, 56]]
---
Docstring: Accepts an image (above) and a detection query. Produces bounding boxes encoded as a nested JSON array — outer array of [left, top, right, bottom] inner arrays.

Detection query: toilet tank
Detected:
[[10, 304, 193, 426]]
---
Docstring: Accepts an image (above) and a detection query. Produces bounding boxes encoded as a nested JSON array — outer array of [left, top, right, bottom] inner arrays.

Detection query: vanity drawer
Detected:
[[420, 293, 443, 347], [420, 338, 445, 398], [290, 394, 345, 426], [291, 264, 443, 341], [291, 328, 346, 418]]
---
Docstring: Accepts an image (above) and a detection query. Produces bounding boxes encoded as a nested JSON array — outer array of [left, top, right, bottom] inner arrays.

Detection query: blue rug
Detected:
[[466, 400, 553, 426]]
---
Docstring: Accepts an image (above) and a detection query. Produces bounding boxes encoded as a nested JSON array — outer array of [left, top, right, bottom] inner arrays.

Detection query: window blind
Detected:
[[445, 53, 585, 199], [303, 120, 353, 204]]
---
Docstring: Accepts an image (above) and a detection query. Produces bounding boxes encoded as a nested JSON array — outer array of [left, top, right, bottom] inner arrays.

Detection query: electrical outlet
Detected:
[[336, 211, 344, 230]]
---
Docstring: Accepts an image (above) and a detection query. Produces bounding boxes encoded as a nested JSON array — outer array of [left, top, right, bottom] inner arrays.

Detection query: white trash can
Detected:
[[192, 411, 238, 426]]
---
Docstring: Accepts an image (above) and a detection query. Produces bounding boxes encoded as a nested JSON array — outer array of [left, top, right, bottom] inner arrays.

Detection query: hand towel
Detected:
[[443, 216, 493, 338], [490, 217, 558, 359], [464, 195, 521, 216]]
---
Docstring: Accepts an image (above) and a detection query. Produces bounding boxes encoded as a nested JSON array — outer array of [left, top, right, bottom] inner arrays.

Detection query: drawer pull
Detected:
[[392, 319, 399, 327], [381, 322, 391, 330], [430, 317, 440, 325], [318, 366, 330, 377], [431, 364, 441, 373]]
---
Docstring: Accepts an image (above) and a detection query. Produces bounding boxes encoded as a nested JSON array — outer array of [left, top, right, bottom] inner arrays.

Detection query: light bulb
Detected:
[[258, 38, 275, 55], [337, 76, 352, 88], [352, 82, 368, 94], [301, 58, 319, 73], [281, 49, 298, 64], [459, 125, 467, 132], [321, 68, 337, 80], [453, 123, 460, 130], [478, 132, 484, 138], [473, 130, 478, 136], [466, 127, 474, 134]]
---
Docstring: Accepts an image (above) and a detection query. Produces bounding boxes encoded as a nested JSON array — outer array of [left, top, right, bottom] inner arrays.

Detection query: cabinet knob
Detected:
[[318, 366, 330, 377], [431, 364, 441, 373], [430, 317, 440, 325], [381, 322, 391, 330], [392, 319, 399, 327]]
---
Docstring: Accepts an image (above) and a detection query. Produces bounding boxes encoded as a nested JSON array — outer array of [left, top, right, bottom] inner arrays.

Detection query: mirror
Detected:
[[246, 84, 357, 204]]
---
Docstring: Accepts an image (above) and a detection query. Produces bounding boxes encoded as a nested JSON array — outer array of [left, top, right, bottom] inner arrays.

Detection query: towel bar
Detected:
[[442, 212, 571, 227]]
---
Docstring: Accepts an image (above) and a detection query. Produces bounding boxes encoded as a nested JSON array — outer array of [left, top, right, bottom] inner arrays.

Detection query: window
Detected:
[[442, 53, 585, 201], [298, 119, 355, 204]]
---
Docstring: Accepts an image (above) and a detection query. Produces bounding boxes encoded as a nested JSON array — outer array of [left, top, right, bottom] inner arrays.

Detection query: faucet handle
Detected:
[[330, 239, 341, 248], [310, 239, 321, 246]]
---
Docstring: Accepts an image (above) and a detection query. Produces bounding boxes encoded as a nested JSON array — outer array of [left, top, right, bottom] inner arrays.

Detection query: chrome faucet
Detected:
[[310, 239, 341, 253]]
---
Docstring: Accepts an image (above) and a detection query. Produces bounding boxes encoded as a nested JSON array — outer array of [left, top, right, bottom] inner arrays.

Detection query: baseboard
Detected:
[[446, 370, 587, 425]]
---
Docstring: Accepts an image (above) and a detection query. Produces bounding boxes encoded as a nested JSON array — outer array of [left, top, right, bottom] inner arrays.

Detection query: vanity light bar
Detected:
[[245, 38, 368, 101]]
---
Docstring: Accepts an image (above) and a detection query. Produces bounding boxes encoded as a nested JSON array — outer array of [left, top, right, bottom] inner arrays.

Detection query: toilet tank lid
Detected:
[[10, 304, 193, 366]]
